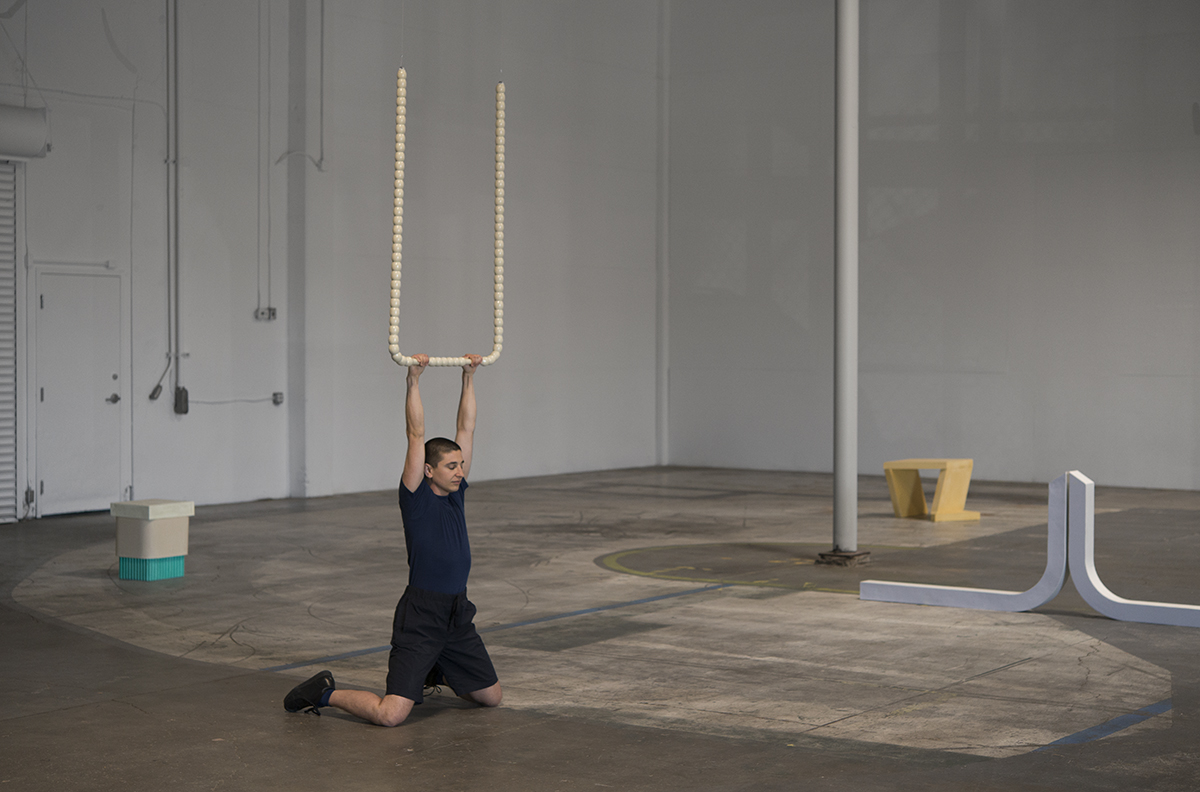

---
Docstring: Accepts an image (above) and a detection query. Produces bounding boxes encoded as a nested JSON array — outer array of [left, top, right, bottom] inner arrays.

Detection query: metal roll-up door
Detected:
[[0, 162, 16, 522]]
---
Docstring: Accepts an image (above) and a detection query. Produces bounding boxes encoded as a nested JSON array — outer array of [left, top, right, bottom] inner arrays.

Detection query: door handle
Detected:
[[106, 393, 121, 404]]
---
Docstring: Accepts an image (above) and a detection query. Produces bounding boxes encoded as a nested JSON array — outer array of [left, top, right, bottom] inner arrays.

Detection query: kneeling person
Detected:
[[284, 354, 501, 726]]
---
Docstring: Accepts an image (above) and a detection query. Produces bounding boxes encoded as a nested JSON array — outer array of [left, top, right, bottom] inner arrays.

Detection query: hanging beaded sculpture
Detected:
[[388, 68, 505, 367]]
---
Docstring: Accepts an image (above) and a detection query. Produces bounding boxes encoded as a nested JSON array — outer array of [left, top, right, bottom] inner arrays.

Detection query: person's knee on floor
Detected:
[[375, 694, 414, 727], [461, 682, 502, 707]]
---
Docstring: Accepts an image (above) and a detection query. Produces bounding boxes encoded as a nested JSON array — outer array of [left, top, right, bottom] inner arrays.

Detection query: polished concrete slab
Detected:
[[3, 467, 1199, 790]]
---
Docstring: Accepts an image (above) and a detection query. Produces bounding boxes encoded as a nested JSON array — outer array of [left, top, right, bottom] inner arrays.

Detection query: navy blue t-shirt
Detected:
[[398, 477, 471, 595]]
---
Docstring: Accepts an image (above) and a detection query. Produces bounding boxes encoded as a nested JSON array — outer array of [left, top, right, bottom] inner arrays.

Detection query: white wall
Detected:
[[857, 0, 1200, 489], [2, 2, 297, 508], [300, 0, 662, 495], [667, 0, 838, 472], [4, 0, 663, 509], [8, 0, 1200, 510], [163, 1, 292, 504], [668, 0, 1200, 490]]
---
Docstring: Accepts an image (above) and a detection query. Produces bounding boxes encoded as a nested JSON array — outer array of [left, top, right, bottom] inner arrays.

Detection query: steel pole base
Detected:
[[817, 549, 871, 567]]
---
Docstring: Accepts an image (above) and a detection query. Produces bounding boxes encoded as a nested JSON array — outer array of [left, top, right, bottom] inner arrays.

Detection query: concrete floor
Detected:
[[3, 467, 1199, 790]]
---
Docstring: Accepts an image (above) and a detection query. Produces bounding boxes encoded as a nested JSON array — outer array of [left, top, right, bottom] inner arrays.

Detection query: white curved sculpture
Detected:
[[861, 470, 1200, 629], [1067, 471, 1200, 628], [388, 68, 505, 367], [859, 473, 1067, 611]]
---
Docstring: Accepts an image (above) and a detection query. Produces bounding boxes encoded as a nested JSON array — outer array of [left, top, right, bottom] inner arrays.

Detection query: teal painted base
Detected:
[[119, 556, 185, 581]]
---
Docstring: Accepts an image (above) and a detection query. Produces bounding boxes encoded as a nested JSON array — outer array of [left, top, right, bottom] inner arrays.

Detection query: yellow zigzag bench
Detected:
[[883, 458, 980, 523]]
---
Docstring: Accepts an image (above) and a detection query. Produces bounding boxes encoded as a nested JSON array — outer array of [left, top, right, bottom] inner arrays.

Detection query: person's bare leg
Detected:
[[459, 682, 502, 707], [327, 690, 414, 727]]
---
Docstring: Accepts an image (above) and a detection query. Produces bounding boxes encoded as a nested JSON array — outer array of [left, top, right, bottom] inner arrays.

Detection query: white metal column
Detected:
[[827, 0, 864, 563]]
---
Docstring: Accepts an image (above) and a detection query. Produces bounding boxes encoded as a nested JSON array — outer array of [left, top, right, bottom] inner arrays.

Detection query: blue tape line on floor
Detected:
[[263, 583, 730, 673], [1035, 698, 1172, 751]]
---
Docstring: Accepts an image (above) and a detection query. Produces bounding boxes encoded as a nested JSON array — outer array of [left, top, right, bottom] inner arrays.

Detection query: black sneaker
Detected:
[[423, 664, 445, 696], [283, 669, 335, 715]]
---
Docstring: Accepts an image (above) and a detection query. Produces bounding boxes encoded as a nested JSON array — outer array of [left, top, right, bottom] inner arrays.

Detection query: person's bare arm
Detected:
[[455, 355, 482, 480], [400, 355, 430, 493]]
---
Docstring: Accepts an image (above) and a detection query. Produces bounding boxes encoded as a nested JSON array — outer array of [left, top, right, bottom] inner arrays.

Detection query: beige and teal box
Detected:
[[111, 499, 195, 581]]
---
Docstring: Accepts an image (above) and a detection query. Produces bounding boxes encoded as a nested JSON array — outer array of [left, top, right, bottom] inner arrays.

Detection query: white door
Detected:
[[35, 271, 124, 514]]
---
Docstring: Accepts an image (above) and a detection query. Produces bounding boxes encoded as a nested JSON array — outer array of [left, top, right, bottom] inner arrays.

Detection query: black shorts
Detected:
[[385, 585, 498, 703]]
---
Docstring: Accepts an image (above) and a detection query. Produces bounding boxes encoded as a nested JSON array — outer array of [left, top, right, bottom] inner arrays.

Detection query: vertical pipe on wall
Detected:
[[167, 0, 186, 413], [831, 0, 861, 557], [286, 0, 308, 496]]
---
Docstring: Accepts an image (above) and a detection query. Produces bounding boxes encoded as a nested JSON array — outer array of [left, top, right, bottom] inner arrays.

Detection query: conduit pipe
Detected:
[[167, 0, 186, 412]]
